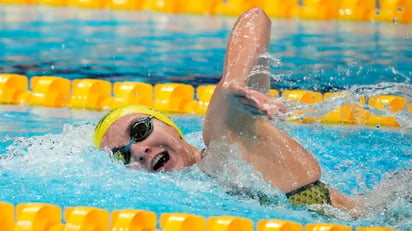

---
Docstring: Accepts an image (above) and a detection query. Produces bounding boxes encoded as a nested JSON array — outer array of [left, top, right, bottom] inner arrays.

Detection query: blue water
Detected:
[[1, 6, 411, 91], [0, 5, 412, 230], [0, 106, 411, 229]]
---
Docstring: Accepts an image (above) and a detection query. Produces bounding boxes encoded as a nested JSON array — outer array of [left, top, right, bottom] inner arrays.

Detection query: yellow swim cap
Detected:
[[94, 105, 184, 149]]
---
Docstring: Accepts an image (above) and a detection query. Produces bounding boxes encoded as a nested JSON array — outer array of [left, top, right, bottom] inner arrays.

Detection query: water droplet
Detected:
[[398, 7, 402, 12], [50, 65, 55, 70], [375, 9, 380, 15], [393, 18, 398, 24], [61, 44, 65, 49]]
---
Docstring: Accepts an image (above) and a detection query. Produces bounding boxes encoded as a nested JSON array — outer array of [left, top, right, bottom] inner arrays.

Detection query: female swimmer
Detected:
[[94, 8, 360, 214]]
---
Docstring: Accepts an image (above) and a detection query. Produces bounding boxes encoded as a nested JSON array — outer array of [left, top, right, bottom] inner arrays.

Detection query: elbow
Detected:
[[310, 161, 322, 180]]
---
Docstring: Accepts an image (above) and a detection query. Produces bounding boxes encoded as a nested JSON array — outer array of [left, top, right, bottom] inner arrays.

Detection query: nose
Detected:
[[129, 143, 151, 162]]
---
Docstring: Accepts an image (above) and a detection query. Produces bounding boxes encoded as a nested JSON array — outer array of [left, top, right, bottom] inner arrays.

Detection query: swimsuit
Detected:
[[285, 180, 331, 206]]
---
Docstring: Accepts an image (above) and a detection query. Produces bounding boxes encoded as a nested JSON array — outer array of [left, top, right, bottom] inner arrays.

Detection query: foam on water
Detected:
[[0, 6, 411, 228], [0, 101, 411, 229], [282, 82, 412, 129]]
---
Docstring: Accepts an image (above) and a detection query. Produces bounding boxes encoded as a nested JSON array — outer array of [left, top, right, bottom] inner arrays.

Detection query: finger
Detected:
[[265, 105, 287, 120], [271, 100, 287, 113], [236, 98, 263, 114], [232, 96, 266, 115]]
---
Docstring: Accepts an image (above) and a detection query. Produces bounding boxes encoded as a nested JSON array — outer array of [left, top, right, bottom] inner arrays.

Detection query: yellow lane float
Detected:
[[27, 76, 71, 108], [0, 202, 402, 231], [71, 79, 113, 110], [0, 74, 408, 127], [0, 74, 28, 105], [1, 0, 411, 23], [112, 81, 153, 108]]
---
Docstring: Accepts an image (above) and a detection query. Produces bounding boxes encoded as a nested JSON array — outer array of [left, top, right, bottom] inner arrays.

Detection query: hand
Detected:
[[223, 83, 287, 120]]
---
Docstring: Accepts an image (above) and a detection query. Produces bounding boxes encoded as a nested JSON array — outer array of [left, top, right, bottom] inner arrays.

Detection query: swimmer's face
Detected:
[[100, 113, 200, 172]]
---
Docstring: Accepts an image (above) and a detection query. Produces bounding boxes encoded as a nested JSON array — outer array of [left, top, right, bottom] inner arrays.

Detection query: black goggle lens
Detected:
[[130, 116, 153, 142]]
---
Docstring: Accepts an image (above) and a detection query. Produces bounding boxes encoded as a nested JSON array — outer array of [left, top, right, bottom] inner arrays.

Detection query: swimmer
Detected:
[[94, 8, 360, 214]]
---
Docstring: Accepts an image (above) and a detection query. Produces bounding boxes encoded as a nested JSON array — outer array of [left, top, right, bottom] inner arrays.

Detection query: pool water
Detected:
[[0, 105, 411, 229], [0, 5, 411, 230], [1, 5, 411, 90]]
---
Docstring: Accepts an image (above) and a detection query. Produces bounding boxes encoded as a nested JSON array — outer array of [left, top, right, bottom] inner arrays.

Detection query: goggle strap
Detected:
[[124, 139, 135, 152]]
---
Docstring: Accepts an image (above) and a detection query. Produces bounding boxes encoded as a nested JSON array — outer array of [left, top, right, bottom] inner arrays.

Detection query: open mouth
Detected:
[[152, 151, 170, 171]]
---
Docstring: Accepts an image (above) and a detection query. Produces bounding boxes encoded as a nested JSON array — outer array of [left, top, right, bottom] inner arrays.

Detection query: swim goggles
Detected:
[[94, 105, 184, 149], [111, 115, 154, 165]]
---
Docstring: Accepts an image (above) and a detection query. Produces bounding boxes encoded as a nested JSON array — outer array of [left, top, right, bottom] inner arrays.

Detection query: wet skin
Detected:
[[100, 113, 202, 172], [100, 8, 360, 214]]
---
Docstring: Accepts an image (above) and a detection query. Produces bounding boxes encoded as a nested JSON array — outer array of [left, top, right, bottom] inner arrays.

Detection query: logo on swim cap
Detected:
[[94, 105, 183, 149]]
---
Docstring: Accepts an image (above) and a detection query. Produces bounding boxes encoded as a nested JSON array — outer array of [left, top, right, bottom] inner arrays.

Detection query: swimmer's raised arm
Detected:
[[203, 8, 286, 145], [203, 8, 359, 213], [203, 8, 322, 193], [222, 7, 271, 92]]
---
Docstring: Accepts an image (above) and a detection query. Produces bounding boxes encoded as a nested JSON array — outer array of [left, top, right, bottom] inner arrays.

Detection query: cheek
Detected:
[[165, 137, 188, 161], [155, 124, 182, 145]]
